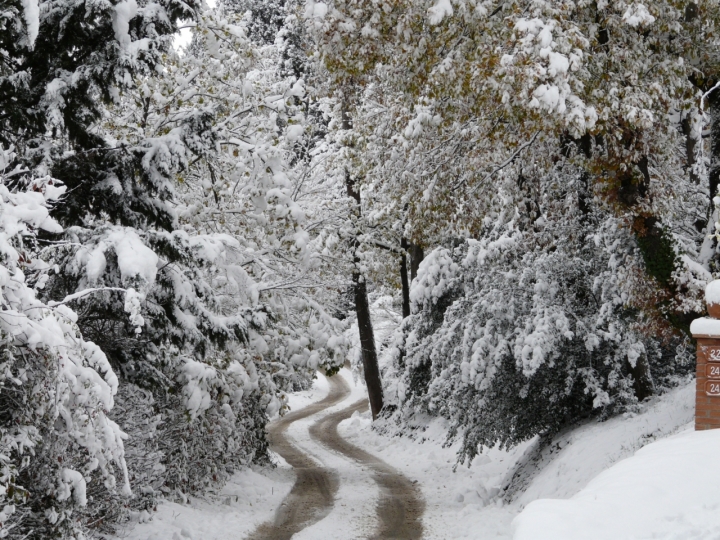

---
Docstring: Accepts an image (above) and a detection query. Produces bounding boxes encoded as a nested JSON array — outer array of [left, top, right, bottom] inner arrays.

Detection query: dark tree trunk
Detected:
[[342, 102, 383, 418], [346, 176, 384, 419], [353, 268, 384, 419], [628, 353, 654, 402], [681, 114, 700, 186], [400, 237, 411, 318], [408, 242, 424, 282]]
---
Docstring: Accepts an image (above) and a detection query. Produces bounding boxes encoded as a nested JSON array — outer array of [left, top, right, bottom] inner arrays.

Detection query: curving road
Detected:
[[247, 373, 424, 540]]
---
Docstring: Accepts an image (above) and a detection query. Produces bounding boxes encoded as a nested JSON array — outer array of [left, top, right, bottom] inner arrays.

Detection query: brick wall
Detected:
[[695, 337, 720, 430]]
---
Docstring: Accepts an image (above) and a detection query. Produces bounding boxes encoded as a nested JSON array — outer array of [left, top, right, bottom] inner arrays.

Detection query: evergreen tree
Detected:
[[0, 0, 347, 535]]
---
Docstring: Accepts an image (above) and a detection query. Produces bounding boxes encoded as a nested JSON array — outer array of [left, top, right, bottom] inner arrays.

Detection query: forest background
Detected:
[[0, 0, 718, 536]]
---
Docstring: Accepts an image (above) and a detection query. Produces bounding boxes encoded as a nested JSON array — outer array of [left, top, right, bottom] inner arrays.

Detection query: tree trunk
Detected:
[[408, 241, 424, 282], [400, 237, 411, 318], [628, 353, 654, 402], [681, 114, 700, 186], [346, 176, 384, 419], [342, 103, 383, 419], [353, 268, 384, 419]]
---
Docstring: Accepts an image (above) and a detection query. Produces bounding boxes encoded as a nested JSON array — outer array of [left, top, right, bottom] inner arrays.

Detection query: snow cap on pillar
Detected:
[[690, 280, 720, 337], [707, 280, 720, 319]]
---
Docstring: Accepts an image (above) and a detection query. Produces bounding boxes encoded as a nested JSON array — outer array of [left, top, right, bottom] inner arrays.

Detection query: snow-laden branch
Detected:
[[47, 287, 127, 307], [453, 131, 540, 192]]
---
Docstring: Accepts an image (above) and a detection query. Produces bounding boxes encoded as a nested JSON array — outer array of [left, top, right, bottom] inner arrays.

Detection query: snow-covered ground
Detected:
[[514, 427, 720, 540], [112, 466, 292, 540], [117, 357, 696, 540], [338, 379, 695, 540], [513, 380, 695, 505], [112, 380, 332, 540]]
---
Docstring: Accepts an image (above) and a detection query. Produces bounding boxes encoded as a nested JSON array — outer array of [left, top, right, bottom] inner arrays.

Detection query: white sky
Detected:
[[173, 0, 217, 51]]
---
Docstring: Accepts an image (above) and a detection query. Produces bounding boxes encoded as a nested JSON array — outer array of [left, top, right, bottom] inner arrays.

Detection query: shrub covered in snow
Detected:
[[382, 164, 695, 464], [0, 148, 130, 538]]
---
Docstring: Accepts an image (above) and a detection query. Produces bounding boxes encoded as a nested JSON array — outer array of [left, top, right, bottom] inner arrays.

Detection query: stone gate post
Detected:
[[690, 280, 720, 430]]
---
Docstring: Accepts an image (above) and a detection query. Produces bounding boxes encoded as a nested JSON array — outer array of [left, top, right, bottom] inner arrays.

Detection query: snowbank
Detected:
[[117, 466, 292, 540], [513, 427, 720, 540], [339, 381, 695, 540], [514, 381, 695, 504]]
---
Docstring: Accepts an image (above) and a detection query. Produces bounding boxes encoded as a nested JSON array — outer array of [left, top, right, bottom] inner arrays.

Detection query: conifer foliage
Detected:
[[0, 0, 346, 537]]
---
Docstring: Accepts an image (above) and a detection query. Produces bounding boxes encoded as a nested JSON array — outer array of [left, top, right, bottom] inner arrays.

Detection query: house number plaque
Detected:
[[701, 345, 720, 363], [707, 381, 720, 396]]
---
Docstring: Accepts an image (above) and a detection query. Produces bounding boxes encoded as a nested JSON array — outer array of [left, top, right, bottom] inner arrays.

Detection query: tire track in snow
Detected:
[[246, 374, 350, 540], [247, 371, 424, 539], [310, 398, 425, 540]]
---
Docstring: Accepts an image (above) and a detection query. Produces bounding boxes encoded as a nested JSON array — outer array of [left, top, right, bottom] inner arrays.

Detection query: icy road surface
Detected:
[[247, 368, 424, 539]]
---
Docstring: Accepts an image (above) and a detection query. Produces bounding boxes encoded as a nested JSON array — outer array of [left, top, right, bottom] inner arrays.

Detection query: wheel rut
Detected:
[[311, 398, 425, 539], [246, 372, 424, 540], [246, 375, 349, 540]]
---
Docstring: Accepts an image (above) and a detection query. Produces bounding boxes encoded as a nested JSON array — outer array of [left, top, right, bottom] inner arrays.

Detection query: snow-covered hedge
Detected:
[[0, 149, 130, 538], [382, 166, 694, 464]]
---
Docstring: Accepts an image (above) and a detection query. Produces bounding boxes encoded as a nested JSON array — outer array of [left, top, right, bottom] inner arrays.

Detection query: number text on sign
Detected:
[[708, 365, 720, 380], [701, 346, 720, 362], [707, 381, 720, 396]]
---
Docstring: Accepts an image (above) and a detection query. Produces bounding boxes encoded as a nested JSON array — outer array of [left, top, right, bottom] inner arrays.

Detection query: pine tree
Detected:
[[0, 0, 348, 535]]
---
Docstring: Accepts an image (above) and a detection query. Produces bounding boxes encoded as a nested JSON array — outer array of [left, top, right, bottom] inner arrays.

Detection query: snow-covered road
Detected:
[[116, 372, 696, 540], [248, 369, 423, 539]]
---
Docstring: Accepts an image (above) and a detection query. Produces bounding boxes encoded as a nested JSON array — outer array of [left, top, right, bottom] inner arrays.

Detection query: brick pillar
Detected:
[[691, 282, 720, 430]]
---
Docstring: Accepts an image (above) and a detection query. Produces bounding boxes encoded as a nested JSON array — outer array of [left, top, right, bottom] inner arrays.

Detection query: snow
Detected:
[[428, 0, 453, 25], [113, 0, 138, 50], [339, 375, 694, 539], [107, 229, 159, 284], [86, 246, 107, 282], [117, 343, 696, 540], [532, 84, 562, 112], [339, 410, 522, 539], [514, 381, 694, 504], [116, 466, 294, 540], [0, 184, 64, 241], [691, 316, 720, 336], [305, 1, 328, 19], [58, 468, 87, 506], [547, 52, 569, 76], [285, 371, 330, 411], [20, 0, 39, 47], [286, 124, 305, 141], [73, 228, 159, 289], [124, 287, 145, 331], [706, 279, 720, 305], [513, 427, 720, 540], [409, 247, 459, 311], [622, 3, 656, 27]]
